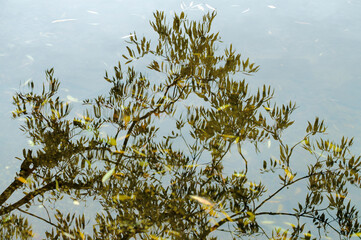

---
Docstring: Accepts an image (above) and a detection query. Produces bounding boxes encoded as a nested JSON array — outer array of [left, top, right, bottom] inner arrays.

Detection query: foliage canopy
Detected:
[[1, 11, 361, 240]]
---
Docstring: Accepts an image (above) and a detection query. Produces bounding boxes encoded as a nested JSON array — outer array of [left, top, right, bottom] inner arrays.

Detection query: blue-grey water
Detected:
[[1, 0, 361, 239]]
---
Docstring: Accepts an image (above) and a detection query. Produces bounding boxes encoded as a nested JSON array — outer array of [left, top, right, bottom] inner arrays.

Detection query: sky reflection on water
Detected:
[[1, 0, 361, 238]]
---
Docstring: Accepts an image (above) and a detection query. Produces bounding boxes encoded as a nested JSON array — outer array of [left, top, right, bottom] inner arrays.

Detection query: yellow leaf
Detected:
[[220, 210, 233, 222], [220, 134, 236, 139], [83, 116, 93, 122], [138, 161, 149, 167], [51, 109, 60, 118], [217, 104, 230, 111], [184, 164, 199, 168], [62, 232, 75, 239], [78, 231, 85, 240], [249, 187, 258, 192], [247, 211, 255, 221], [233, 173, 245, 178], [284, 168, 294, 181], [244, 218, 252, 226], [108, 138, 117, 146], [112, 150, 125, 154], [123, 115, 131, 124], [148, 234, 169, 240], [85, 159, 91, 168], [206, 208, 220, 218], [17, 177, 28, 184], [13, 110, 26, 114], [165, 230, 181, 236], [26, 230, 34, 237], [351, 233, 361, 237], [284, 222, 296, 228], [114, 172, 124, 177], [102, 168, 115, 183], [133, 149, 146, 156], [302, 138, 309, 145]]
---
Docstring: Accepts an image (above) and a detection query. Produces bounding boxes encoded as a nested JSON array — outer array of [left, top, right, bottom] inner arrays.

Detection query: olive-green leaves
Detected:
[[2, 10, 361, 240]]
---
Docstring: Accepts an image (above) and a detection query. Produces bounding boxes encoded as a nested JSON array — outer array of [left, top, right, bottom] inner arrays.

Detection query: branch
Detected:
[[16, 207, 59, 230], [115, 78, 189, 167], [205, 172, 325, 236], [0, 179, 92, 216], [0, 157, 35, 207], [255, 211, 341, 235]]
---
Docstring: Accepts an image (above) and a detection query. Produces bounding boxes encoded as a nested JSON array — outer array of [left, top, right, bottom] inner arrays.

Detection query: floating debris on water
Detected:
[[21, 78, 32, 87], [241, 8, 250, 14], [87, 10, 99, 15], [26, 55, 34, 62], [51, 19, 77, 23], [205, 4, 215, 11], [180, 1, 207, 11], [122, 34, 135, 39], [66, 95, 80, 103]]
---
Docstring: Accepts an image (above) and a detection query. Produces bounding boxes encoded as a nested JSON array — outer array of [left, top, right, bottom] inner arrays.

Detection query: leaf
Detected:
[[165, 230, 181, 236], [108, 138, 117, 146], [126, 46, 133, 57], [184, 164, 200, 168], [138, 161, 149, 167], [220, 134, 236, 139], [233, 173, 245, 178], [123, 115, 131, 125], [62, 232, 76, 239], [133, 149, 146, 157], [190, 195, 214, 206], [220, 210, 233, 222], [17, 177, 28, 184], [217, 104, 230, 111], [55, 179, 60, 191], [284, 222, 296, 228], [112, 150, 125, 154], [284, 168, 294, 181], [102, 168, 115, 183], [113, 194, 134, 201], [246, 211, 255, 221]]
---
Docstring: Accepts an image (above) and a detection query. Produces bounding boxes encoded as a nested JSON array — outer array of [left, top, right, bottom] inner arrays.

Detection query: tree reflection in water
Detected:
[[1, 11, 361, 239]]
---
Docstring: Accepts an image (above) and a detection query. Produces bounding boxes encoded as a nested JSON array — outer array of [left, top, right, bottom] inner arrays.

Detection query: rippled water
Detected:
[[1, 0, 361, 238]]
